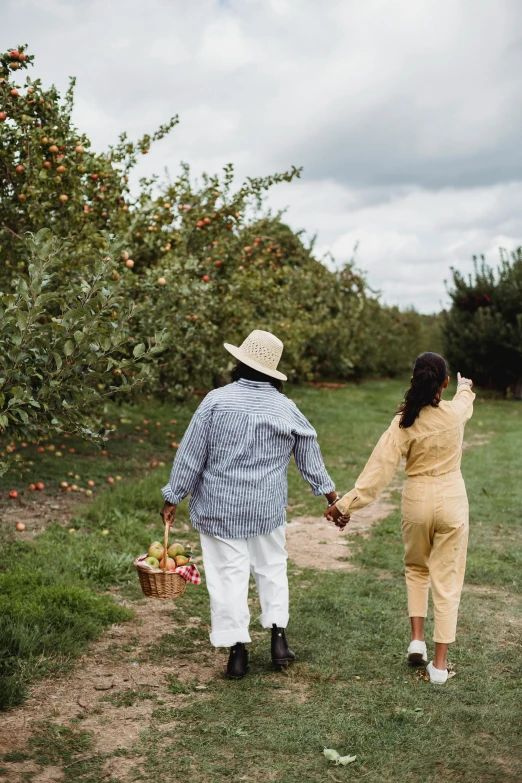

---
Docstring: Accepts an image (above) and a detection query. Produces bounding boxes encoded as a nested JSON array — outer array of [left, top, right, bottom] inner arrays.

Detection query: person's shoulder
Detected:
[[388, 413, 407, 441]]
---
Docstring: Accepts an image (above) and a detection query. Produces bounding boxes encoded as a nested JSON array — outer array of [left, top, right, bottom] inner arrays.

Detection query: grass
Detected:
[[0, 379, 521, 781]]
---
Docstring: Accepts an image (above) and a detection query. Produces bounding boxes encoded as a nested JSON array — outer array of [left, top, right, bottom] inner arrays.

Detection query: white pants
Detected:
[[200, 525, 289, 648]]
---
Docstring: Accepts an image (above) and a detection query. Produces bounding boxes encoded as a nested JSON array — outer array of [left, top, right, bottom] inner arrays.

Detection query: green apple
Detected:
[[174, 555, 189, 567], [148, 542, 164, 560], [144, 556, 160, 569], [167, 543, 184, 557]]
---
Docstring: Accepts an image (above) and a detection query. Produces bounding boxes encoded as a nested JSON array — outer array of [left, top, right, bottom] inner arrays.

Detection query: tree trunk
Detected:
[[514, 377, 522, 400]]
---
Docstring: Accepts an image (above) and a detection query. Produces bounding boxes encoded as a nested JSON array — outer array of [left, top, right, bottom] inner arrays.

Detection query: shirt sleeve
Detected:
[[161, 397, 212, 504], [451, 383, 475, 421], [337, 425, 403, 514], [291, 404, 335, 496]]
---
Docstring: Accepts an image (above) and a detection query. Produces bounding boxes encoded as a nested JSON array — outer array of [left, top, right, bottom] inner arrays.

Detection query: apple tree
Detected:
[[0, 45, 177, 283], [0, 229, 168, 475]]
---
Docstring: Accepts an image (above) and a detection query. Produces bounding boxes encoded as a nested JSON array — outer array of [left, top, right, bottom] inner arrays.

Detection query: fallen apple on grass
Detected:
[[16, 522, 25, 531]]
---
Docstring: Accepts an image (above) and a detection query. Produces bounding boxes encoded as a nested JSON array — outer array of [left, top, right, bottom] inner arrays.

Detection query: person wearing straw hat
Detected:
[[160, 329, 345, 679]]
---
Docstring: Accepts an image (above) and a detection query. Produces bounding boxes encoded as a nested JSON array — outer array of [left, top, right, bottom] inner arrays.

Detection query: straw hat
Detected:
[[224, 329, 287, 381]]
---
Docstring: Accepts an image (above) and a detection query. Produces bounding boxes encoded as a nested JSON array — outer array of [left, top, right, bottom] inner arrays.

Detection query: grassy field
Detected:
[[0, 379, 521, 782]]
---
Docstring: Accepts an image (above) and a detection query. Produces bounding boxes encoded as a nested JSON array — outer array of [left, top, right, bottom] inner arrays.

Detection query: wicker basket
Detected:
[[134, 521, 187, 600]]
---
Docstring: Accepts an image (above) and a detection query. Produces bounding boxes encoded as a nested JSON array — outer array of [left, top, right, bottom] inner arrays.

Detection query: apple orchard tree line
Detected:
[[0, 45, 429, 463], [443, 249, 522, 400]]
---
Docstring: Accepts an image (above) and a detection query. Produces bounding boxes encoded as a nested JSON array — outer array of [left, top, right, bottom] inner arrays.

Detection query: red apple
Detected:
[[9, 50, 20, 60], [0, 112, 6, 122], [159, 556, 176, 571], [107, 476, 115, 484], [43, 161, 51, 168], [215, 260, 222, 267], [35, 482, 44, 491], [49, 145, 58, 153], [203, 217, 211, 224], [87, 479, 95, 487], [18, 52, 27, 61], [15, 165, 24, 174], [29, 483, 36, 491], [10, 89, 19, 97], [197, 220, 204, 228], [9, 489, 18, 499], [56, 165, 65, 173], [16, 522, 26, 531], [91, 173, 98, 181], [18, 194, 26, 201], [202, 275, 210, 283], [75, 145, 84, 153]]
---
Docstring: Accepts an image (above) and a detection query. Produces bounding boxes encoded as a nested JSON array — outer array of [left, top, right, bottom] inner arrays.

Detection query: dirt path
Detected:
[[0, 593, 222, 782], [286, 474, 405, 570]]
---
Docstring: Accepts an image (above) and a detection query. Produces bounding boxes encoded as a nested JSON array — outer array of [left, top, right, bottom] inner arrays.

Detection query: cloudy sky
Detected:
[[5, 0, 522, 312]]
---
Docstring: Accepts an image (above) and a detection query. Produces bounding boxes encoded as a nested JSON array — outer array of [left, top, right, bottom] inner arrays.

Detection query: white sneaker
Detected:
[[407, 640, 427, 666], [427, 661, 449, 684]]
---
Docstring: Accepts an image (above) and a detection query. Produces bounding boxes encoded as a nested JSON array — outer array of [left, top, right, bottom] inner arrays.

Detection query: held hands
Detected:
[[160, 500, 177, 528], [324, 491, 350, 530], [457, 372, 473, 388]]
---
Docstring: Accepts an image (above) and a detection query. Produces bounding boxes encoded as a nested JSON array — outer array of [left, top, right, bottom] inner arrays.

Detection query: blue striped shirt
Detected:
[[162, 379, 335, 538]]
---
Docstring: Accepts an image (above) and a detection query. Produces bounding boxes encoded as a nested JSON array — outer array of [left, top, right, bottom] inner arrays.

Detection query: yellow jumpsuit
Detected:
[[337, 384, 475, 643]]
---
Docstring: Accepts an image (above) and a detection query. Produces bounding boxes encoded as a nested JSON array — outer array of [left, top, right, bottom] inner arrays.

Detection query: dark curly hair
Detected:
[[231, 361, 284, 393], [398, 352, 449, 428]]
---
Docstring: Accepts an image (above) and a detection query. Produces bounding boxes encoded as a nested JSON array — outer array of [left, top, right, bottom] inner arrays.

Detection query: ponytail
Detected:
[[398, 352, 449, 428]]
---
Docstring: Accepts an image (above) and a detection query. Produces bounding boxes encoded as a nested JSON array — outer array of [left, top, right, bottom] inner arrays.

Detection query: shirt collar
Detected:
[[236, 378, 276, 390]]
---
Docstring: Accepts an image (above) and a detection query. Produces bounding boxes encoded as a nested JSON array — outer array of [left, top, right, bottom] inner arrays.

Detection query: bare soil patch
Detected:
[[0, 493, 83, 539], [0, 595, 222, 777], [286, 475, 404, 570]]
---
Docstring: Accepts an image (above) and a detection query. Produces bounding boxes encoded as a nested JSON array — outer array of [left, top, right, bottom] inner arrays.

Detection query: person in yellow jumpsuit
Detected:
[[326, 352, 474, 684]]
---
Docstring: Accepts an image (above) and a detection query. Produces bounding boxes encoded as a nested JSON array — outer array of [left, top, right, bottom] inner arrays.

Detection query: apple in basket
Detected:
[[175, 555, 190, 567], [144, 556, 160, 569], [167, 543, 184, 558], [159, 556, 176, 571], [148, 541, 164, 560]]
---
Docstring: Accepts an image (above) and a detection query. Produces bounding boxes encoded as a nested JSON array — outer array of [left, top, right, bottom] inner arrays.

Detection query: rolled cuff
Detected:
[[209, 627, 252, 648], [312, 479, 336, 497], [336, 489, 360, 515], [161, 484, 184, 504]]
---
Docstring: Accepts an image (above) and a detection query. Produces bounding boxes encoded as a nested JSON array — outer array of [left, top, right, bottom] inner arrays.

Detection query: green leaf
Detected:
[[323, 749, 340, 763], [0, 414, 8, 431], [64, 340, 75, 357], [52, 352, 63, 371], [133, 343, 146, 359], [338, 755, 357, 766]]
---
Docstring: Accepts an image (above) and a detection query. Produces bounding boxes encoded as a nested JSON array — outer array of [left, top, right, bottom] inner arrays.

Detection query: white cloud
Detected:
[[3, 0, 522, 312]]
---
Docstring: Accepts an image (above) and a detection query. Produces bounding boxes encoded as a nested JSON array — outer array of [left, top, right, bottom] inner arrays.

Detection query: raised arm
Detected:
[[452, 373, 475, 421], [291, 404, 336, 499]]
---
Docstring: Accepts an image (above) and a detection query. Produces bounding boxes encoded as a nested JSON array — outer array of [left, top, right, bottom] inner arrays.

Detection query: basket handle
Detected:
[[163, 520, 169, 573]]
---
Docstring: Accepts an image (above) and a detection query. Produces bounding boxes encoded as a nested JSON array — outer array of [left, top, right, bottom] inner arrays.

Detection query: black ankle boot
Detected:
[[226, 642, 249, 680], [271, 624, 296, 669]]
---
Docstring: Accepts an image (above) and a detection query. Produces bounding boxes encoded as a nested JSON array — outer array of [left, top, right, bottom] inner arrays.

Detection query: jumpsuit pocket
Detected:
[[401, 485, 426, 525], [441, 492, 469, 529]]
